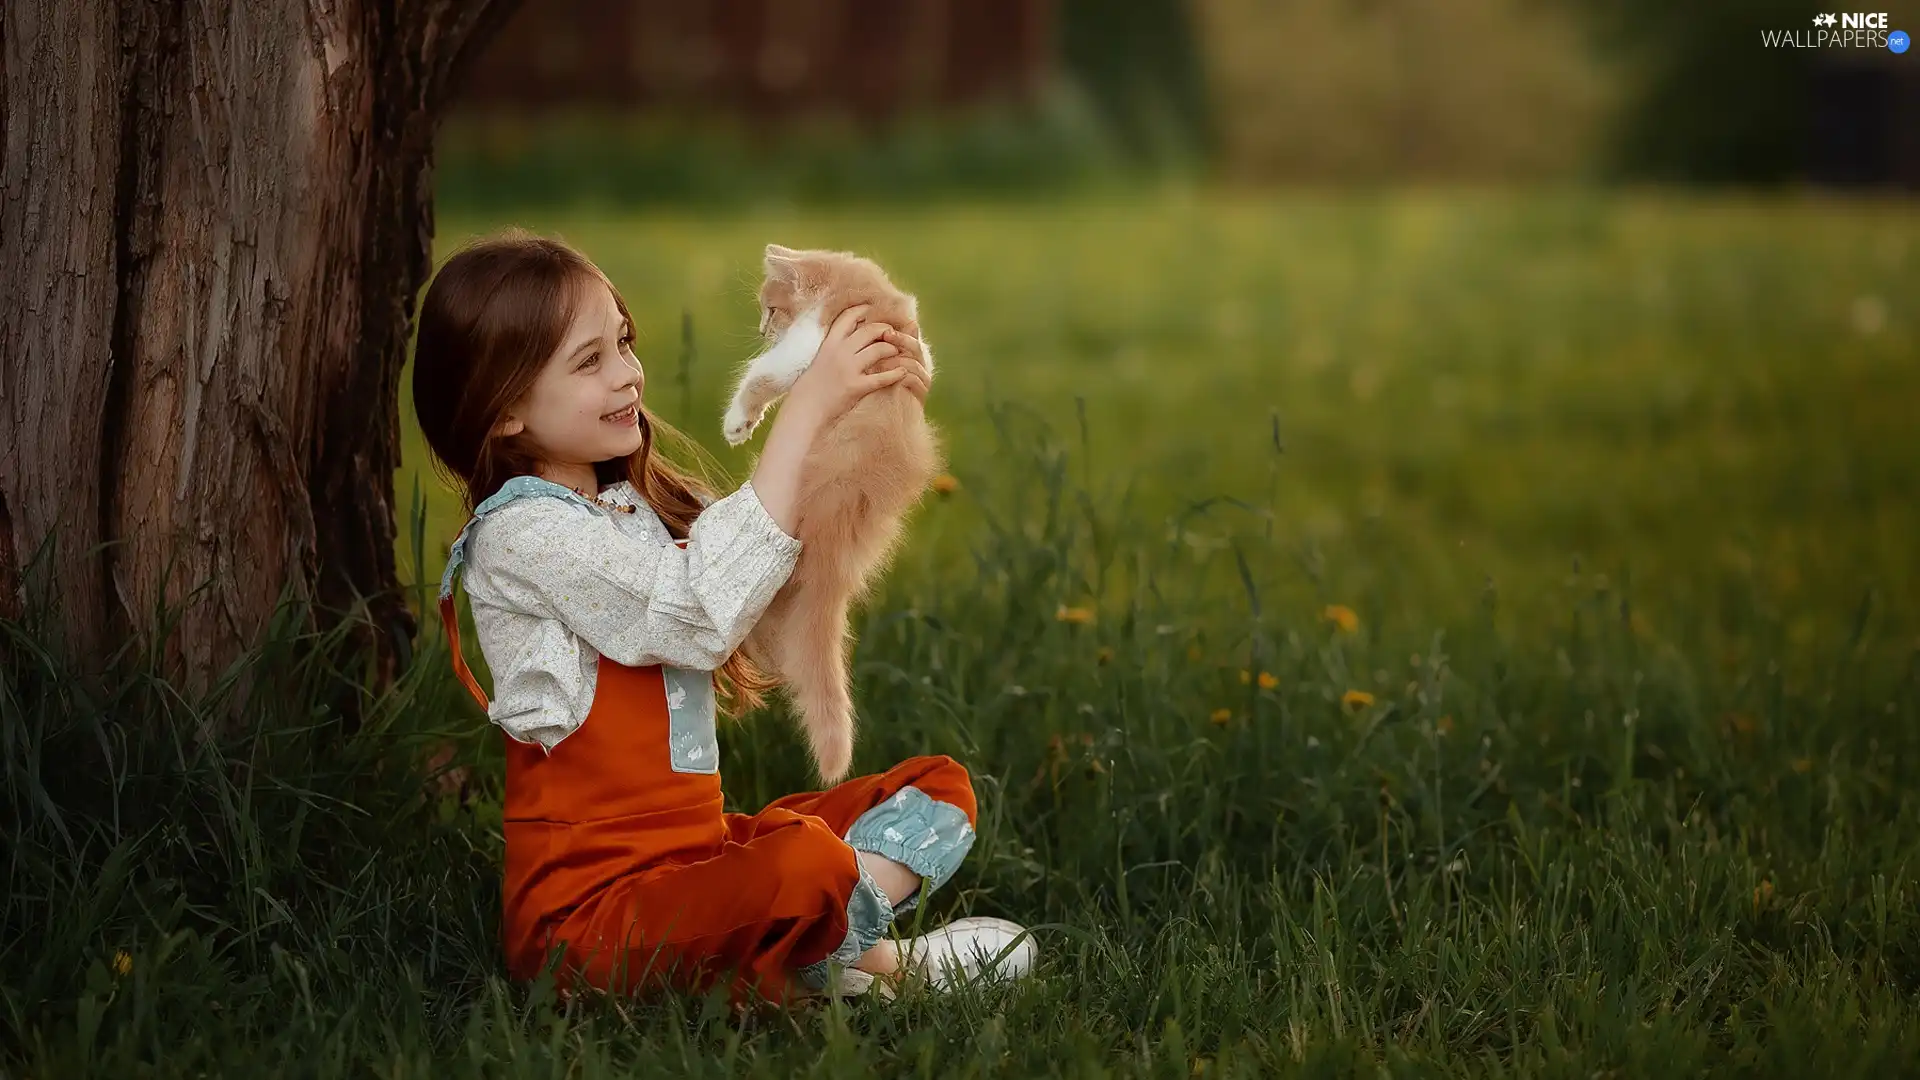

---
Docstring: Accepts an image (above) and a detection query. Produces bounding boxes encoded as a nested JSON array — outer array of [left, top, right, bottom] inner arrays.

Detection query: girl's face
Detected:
[[496, 279, 644, 488]]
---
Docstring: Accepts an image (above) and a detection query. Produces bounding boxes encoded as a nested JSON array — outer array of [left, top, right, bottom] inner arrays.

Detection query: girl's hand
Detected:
[[873, 328, 932, 405], [749, 309, 924, 535], [783, 305, 907, 428]]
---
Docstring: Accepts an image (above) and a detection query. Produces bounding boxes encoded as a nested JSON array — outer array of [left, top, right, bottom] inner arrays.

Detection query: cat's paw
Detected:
[[723, 405, 763, 447]]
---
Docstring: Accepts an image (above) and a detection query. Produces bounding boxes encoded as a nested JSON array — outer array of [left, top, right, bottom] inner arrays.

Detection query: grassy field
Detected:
[[9, 191, 1920, 1076]]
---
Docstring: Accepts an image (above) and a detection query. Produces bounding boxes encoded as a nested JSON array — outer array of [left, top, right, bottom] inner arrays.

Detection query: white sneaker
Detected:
[[888, 917, 1038, 994], [819, 965, 876, 999]]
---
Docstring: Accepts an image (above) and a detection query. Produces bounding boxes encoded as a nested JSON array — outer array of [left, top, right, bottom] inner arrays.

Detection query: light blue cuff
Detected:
[[796, 858, 896, 990], [844, 785, 976, 895]]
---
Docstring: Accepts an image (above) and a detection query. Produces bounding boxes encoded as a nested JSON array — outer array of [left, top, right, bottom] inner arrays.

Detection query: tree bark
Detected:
[[1, 0, 519, 716]]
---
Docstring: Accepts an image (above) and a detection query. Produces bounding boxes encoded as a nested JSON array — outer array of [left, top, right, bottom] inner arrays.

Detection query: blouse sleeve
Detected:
[[467, 480, 800, 671]]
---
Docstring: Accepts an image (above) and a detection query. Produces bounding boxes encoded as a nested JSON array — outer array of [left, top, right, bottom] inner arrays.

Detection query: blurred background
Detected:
[[436, 0, 1920, 204], [411, 0, 1918, 670]]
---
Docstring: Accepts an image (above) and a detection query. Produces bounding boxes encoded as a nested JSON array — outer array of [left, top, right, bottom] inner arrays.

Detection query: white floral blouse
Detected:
[[452, 478, 801, 751]]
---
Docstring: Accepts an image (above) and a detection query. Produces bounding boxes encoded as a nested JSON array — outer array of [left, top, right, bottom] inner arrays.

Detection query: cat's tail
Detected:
[[777, 582, 857, 784]]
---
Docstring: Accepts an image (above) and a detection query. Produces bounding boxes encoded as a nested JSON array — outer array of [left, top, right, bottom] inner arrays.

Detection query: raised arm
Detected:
[[469, 484, 801, 671]]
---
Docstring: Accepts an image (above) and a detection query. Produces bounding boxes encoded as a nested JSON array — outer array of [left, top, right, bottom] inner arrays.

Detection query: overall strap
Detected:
[[440, 592, 491, 712], [438, 476, 605, 712]]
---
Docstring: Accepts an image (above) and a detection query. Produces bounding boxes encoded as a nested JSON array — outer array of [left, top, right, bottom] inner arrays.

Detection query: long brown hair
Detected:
[[413, 229, 777, 717]]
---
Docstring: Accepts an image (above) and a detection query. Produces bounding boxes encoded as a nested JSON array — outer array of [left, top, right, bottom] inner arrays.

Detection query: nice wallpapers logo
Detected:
[[1762, 12, 1910, 50]]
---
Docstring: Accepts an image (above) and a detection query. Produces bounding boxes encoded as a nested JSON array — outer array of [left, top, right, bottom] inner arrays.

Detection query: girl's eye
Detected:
[[580, 353, 600, 371]]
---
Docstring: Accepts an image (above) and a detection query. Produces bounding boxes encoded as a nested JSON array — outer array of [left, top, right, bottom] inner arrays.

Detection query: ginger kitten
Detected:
[[721, 244, 943, 782]]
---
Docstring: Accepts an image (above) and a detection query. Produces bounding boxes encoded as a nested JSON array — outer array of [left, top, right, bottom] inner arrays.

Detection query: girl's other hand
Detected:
[[784, 305, 905, 428], [873, 329, 931, 405]]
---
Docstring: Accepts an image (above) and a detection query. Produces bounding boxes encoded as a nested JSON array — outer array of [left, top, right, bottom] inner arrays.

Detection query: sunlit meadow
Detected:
[[7, 191, 1917, 1075]]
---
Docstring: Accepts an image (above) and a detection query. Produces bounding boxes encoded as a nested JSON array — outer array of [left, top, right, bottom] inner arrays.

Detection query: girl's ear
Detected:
[[494, 414, 525, 438]]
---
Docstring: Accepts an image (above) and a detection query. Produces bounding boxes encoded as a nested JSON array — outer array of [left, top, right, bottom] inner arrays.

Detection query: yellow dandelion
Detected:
[[1791, 757, 1812, 774], [1257, 671, 1279, 690], [1341, 689, 1375, 710], [1055, 605, 1095, 625], [930, 473, 960, 495], [1436, 715, 1454, 735], [1722, 712, 1757, 737], [113, 950, 132, 977], [1238, 669, 1251, 684], [1754, 879, 1774, 909], [1096, 646, 1114, 665], [1209, 707, 1232, 726], [1038, 733, 1069, 785], [1186, 644, 1203, 662], [1323, 604, 1360, 633]]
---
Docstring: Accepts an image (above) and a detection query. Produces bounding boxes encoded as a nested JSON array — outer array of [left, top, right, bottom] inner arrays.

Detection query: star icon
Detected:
[[1822, 13, 1839, 26]]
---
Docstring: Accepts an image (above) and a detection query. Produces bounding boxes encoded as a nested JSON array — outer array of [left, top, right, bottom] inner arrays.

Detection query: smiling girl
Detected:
[[412, 231, 1034, 1006]]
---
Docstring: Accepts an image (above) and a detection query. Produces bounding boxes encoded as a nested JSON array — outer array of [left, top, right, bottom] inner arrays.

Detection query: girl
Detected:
[[413, 231, 1036, 1006]]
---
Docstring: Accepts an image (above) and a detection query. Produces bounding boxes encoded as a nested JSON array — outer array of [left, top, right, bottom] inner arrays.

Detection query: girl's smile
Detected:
[[492, 277, 647, 493]]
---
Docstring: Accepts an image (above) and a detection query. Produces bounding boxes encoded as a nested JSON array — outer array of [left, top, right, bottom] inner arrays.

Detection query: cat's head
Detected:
[[758, 244, 922, 347]]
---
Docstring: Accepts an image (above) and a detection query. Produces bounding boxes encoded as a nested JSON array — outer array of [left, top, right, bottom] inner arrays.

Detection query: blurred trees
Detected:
[[1580, 0, 1916, 187], [1189, 0, 1914, 187], [1190, 0, 1611, 183], [1580, 0, 1818, 183], [1057, 0, 1214, 161], [433, 0, 1913, 198]]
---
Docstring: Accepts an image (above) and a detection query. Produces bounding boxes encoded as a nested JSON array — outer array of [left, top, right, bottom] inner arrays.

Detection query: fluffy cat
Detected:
[[721, 244, 943, 783]]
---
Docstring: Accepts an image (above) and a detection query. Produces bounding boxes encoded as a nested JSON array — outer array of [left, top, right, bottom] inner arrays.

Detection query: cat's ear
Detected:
[[764, 244, 801, 281]]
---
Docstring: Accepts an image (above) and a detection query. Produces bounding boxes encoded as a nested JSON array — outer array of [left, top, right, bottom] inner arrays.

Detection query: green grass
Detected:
[[10, 191, 1920, 1075]]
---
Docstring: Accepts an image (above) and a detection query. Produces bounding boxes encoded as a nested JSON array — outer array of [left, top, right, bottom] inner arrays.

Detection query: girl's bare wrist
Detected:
[[774, 397, 828, 442]]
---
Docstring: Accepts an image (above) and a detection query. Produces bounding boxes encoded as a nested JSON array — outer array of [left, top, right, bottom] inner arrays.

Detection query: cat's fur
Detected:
[[721, 244, 943, 783]]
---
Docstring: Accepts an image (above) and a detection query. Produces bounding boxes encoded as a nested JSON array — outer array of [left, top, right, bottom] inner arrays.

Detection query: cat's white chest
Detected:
[[754, 307, 828, 383], [723, 305, 829, 446]]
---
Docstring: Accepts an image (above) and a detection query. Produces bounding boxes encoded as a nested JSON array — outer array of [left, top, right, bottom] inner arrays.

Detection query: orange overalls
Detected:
[[436, 479, 978, 1005]]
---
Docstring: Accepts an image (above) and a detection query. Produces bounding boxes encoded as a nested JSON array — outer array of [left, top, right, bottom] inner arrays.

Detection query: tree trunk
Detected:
[[1, 0, 519, 715]]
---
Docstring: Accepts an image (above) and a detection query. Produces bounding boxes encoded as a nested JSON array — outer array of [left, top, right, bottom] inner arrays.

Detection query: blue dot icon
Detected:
[[1892, 29, 1911, 53]]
